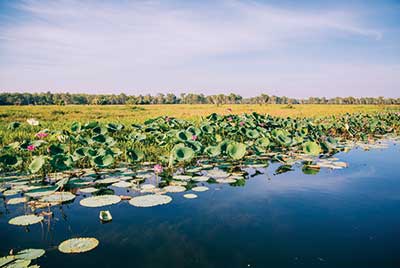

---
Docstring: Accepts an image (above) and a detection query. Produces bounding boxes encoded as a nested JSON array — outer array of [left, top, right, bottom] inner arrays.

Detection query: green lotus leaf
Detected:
[[127, 148, 144, 162], [172, 146, 194, 162], [200, 124, 214, 134], [0, 154, 22, 167], [71, 121, 81, 132], [246, 129, 260, 139], [218, 140, 231, 154], [93, 153, 114, 168], [303, 141, 322, 156], [84, 121, 99, 129], [73, 147, 88, 160], [226, 142, 246, 160], [92, 134, 107, 143], [204, 145, 221, 157], [187, 126, 201, 136], [276, 134, 292, 147], [176, 130, 192, 141], [8, 122, 21, 130], [107, 123, 124, 132], [50, 154, 73, 171], [29, 156, 46, 174], [186, 140, 203, 153], [255, 137, 270, 147], [48, 143, 65, 156]]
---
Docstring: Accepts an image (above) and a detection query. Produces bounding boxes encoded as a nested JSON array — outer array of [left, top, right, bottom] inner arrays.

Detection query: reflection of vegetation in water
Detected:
[[0, 111, 399, 265]]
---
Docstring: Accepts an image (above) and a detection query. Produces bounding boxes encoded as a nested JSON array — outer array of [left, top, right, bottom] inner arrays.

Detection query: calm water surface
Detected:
[[1, 143, 400, 268]]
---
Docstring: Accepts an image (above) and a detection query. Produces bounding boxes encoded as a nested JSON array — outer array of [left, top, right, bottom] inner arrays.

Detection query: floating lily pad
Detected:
[[9, 215, 44, 226], [0, 256, 15, 266], [172, 175, 192, 181], [140, 184, 155, 190], [216, 178, 237, 184], [58, 238, 99, 254], [129, 194, 172, 207], [6, 197, 27, 205], [183, 193, 198, 199], [192, 186, 209, 192], [4, 259, 31, 268], [79, 187, 99, 194], [207, 169, 230, 179], [16, 249, 45, 260], [39, 192, 75, 203], [111, 181, 132, 188], [80, 195, 121, 207], [25, 186, 57, 198], [95, 178, 120, 184], [163, 185, 186, 193], [192, 176, 210, 182], [3, 190, 20, 196]]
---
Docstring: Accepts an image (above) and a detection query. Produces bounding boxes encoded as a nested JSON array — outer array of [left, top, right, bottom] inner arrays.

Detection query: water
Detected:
[[1, 143, 400, 268]]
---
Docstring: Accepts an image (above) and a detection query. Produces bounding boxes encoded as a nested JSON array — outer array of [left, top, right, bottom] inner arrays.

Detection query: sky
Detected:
[[0, 0, 399, 98]]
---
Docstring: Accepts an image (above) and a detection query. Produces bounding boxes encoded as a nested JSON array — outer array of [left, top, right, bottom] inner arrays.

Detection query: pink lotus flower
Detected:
[[227, 117, 233, 122], [191, 135, 197, 141], [35, 132, 48, 139], [27, 145, 36, 151], [239, 121, 245, 126], [165, 116, 171, 122], [154, 164, 163, 174], [259, 123, 265, 127]]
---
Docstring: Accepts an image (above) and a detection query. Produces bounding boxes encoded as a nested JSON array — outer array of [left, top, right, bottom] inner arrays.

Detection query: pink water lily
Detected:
[[239, 121, 245, 126], [259, 123, 265, 127], [154, 164, 163, 174], [191, 135, 197, 141], [27, 145, 36, 151], [227, 117, 233, 122], [35, 132, 48, 139], [165, 116, 171, 122]]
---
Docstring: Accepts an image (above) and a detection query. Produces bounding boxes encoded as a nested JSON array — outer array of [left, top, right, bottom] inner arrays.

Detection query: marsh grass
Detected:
[[0, 104, 399, 146]]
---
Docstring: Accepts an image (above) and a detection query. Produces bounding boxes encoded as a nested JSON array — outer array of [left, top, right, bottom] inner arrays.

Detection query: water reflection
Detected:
[[1, 143, 400, 267]]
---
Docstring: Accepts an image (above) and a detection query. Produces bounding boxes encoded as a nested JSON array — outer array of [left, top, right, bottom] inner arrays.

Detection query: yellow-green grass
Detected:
[[1, 104, 399, 126]]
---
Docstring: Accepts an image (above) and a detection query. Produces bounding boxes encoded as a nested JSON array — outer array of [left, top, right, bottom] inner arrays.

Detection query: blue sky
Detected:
[[0, 0, 399, 98]]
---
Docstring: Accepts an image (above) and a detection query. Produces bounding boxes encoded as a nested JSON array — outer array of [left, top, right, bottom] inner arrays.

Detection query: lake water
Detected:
[[1, 142, 400, 268]]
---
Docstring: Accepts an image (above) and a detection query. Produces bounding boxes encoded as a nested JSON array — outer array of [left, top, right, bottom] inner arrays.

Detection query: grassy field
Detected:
[[1, 104, 399, 126]]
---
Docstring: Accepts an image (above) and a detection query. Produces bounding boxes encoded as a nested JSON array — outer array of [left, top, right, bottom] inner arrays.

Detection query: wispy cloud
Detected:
[[0, 0, 397, 96]]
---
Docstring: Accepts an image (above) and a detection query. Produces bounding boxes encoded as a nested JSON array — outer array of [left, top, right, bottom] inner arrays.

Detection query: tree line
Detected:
[[0, 92, 399, 105]]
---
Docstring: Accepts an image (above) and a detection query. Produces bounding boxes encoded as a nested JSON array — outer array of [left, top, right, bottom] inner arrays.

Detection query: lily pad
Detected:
[[163, 185, 186, 193], [6, 197, 27, 205], [96, 177, 120, 184], [16, 249, 45, 260], [111, 181, 132, 188], [58, 238, 99, 254], [192, 176, 210, 182], [4, 259, 31, 268], [79, 187, 99, 194], [9, 215, 44, 226], [172, 175, 192, 181], [39, 192, 76, 203], [183, 193, 198, 199], [80, 195, 121, 207], [192, 186, 209, 192], [129, 194, 172, 207]]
